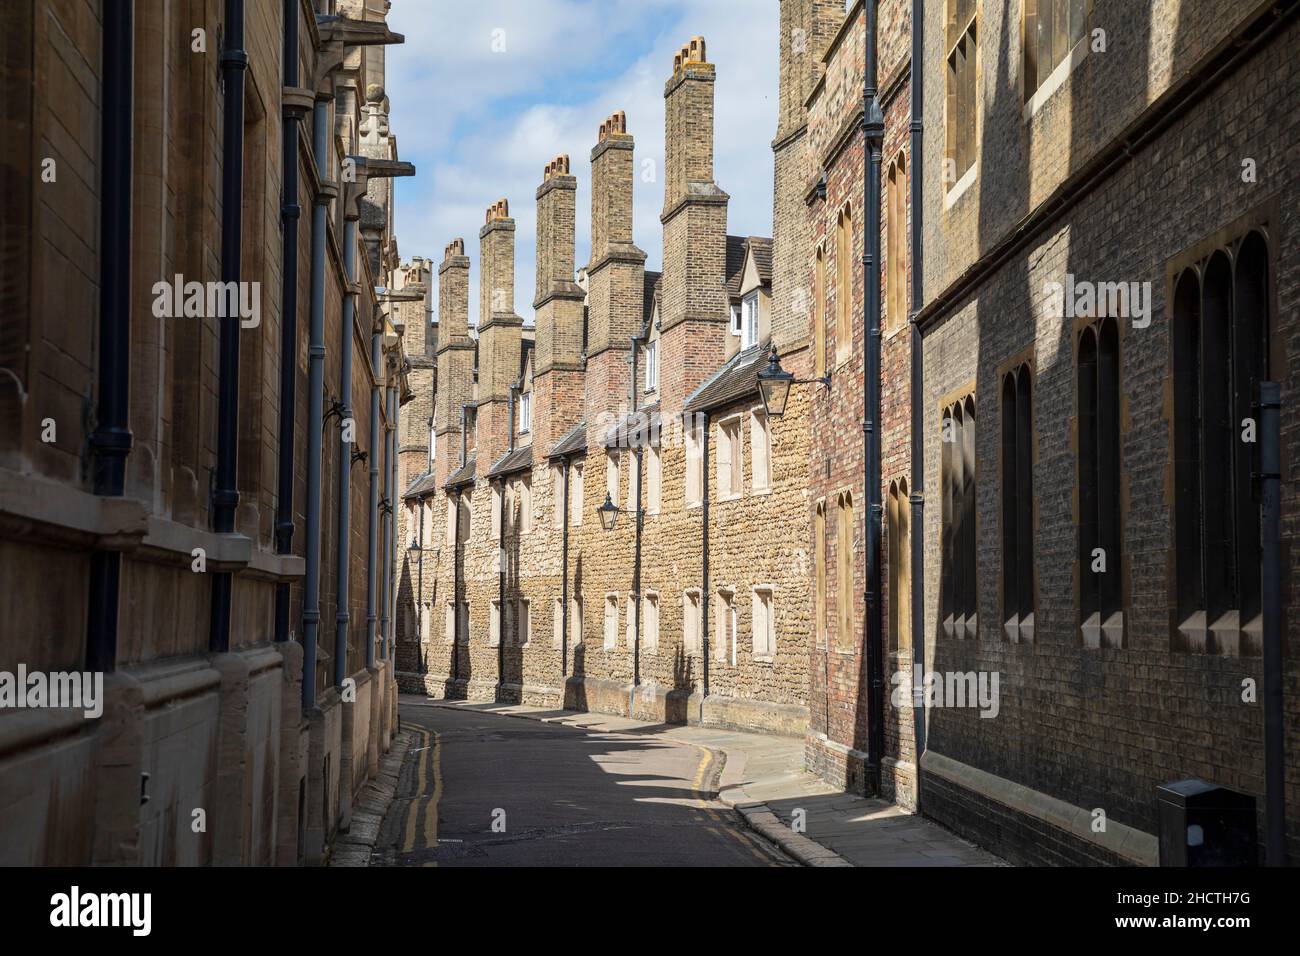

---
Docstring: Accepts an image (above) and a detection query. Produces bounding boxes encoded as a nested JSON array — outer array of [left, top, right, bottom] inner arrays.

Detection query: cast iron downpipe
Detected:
[[366, 329, 381, 669], [907, 0, 928, 783], [301, 93, 331, 709], [861, 0, 886, 795], [334, 217, 358, 687], [387, 383, 399, 659], [210, 0, 249, 655], [86, 0, 134, 674], [452, 486, 463, 684], [560, 457, 571, 676], [630, 337, 643, 689], [274, 0, 302, 643], [1259, 380, 1285, 864], [700, 411, 711, 700]]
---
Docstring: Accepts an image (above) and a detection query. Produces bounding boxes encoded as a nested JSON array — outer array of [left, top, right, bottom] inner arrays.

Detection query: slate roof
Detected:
[[444, 456, 476, 489], [604, 402, 661, 449], [643, 271, 662, 327], [486, 443, 533, 479], [548, 420, 588, 459], [401, 470, 439, 500], [682, 344, 766, 414], [724, 235, 748, 301]]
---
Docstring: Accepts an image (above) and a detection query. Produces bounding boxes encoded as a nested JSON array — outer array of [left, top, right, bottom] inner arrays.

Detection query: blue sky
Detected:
[[384, 0, 782, 323]]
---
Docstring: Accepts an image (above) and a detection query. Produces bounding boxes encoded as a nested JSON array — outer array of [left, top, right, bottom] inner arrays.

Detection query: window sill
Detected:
[[1002, 612, 1034, 644], [944, 163, 977, 209], [717, 493, 743, 504], [1175, 610, 1262, 656], [943, 612, 978, 640], [751, 485, 772, 496], [1023, 36, 1090, 122], [1081, 610, 1123, 649], [753, 654, 775, 665]]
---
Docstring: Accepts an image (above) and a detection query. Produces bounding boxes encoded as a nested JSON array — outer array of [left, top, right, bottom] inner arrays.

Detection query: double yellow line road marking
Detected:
[[689, 745, 774, 865], [402, 726, 442, 861]]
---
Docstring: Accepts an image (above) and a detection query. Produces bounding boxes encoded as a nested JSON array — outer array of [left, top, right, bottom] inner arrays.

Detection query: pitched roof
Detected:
[[604, 402, 661, 449], [746, 236, 773, 286], [683, 344, 765, 414], [486, 443, 533, 479], [643, 271, 662, 327], [548, 420, 588, 459], [724, 235, 748, 301], [444, 456, 476, 489], [401, 470, 439, 500]]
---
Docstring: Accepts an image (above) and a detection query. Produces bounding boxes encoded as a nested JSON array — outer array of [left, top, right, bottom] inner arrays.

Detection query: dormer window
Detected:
[[644, 340, 658, 392], [741, 291, 759, 350]]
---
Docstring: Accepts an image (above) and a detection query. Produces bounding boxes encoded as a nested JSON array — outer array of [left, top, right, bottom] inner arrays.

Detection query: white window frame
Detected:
[[715, 588, 737, 665], [519, 390, 532, 433], [645, 340, 658, 392], [751, 585, 776, 661], [570, 462, 584, 527], [685, 417, 702, 508], [571, 593, 584, 647], [741, 290, 759, 350], [490, 599, 501, 647], [729, 302, 742, 336], [606, 452, 619, 512], [553, 597, 564, 649], [749, 407, 771, 494], [445, 601, 456, 644], [604, 594, 619, 650], [683, 589, 702, 653], [716, 415, 743, 501], [517, 598, 531, 647], [647, 444, 661, 515], [626, 450, 639, 512], [552, 463, 565, 529]]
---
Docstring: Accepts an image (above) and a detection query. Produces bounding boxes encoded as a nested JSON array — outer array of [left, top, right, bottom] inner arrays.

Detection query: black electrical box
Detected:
[[1156, 779, 1257, 867]]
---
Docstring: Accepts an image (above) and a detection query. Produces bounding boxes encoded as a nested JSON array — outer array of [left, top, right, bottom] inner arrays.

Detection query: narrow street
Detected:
[[372, 702, 794, 867]]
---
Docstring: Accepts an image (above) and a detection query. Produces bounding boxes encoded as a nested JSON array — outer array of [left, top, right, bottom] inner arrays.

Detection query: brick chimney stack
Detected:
[[658, 36, 729, 418], [533, 154, 586, 454], [477, 200, 523, 471], [435, 237, 474, 486], [585, 110, 646, 450], [772, 1, 843, 353]]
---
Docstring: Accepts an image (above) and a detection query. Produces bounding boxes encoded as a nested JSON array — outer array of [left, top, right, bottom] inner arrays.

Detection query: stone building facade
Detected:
[[0, 0, 414, 865], [392, 0, 1300, 867], [910, 0, 1300, 865], [397, 38, 813, 737]]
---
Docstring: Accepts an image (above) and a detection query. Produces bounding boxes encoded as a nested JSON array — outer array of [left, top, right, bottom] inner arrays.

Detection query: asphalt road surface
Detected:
[[373, 701, 794, 866]]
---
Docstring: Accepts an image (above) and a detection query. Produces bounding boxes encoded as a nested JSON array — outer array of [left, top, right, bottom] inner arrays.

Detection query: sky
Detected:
[[383, 0, 782, 324]]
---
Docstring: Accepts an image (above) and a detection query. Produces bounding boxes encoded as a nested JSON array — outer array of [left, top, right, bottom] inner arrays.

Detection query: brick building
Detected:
[[0, 0, 415, 864], [910, 0, 1300, 864], [397, 38, 814, 736], [391, 0, 1300, 866]]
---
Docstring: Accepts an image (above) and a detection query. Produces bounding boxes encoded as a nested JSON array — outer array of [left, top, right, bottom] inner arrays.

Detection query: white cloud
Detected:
[[385, 0, 778, 323]]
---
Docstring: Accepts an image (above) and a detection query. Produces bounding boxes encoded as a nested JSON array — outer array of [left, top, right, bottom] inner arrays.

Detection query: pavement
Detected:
[[364, 693, 1001, 867]]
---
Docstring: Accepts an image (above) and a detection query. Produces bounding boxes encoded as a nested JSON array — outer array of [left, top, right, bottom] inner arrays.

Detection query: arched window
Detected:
[[836, 490, 854, 651], [1000, 363, 1034, 641], [886, 153, 908, 331], [940, 396, 977, 638], [1171, 228, 1271, 655], [836, 204, 852, 365], [814, 500, 827, 648], [888, 479, 911, 653], [814, 245, 827, 378], [1078, 319, 1123, 647]]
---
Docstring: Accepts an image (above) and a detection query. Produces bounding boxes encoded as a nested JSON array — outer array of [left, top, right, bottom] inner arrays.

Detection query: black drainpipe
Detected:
[[700, 411, 710, 701], [630, 338, 642, 689], [907, 0, 928, 792], [560, 456, 570, 677], [861, 0, 886, 795], [210, 0, 248, 655], [86, 0, 135, 674], [274, 0, 301, 643]]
